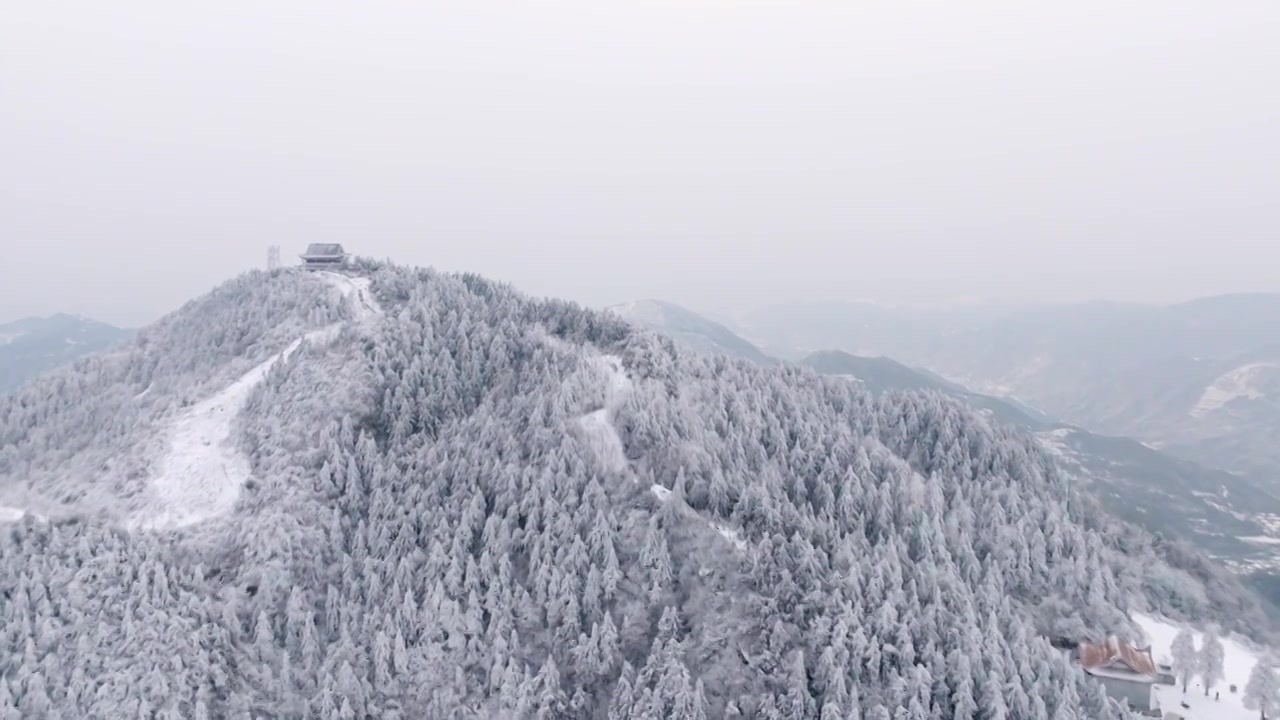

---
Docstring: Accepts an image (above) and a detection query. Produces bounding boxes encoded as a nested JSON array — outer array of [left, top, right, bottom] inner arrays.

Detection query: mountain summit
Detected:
[[0, 261, 1265, 718]]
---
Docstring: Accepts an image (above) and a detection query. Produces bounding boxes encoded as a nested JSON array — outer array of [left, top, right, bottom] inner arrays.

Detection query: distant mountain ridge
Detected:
[[0, 313, 132, 393], [608, 298, 774, 365]]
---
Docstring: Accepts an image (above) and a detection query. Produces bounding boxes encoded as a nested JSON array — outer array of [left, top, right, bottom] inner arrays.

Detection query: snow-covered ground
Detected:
[[1134, 612, 1268, 719], [576, 355, 633, 474], [1193, 363, 1276, 417]]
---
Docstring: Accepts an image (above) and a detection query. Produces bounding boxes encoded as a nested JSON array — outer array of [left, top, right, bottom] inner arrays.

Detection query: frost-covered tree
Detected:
[[1200, 627, 1226, 697], [1245, 657, 1280, 720], [1171, 626, 1199, 693]]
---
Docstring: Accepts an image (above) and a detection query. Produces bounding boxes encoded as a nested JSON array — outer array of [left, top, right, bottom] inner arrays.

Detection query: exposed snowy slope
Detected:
[[1193, 362, 1276, 417], [131, 329, 336, 531], [576, 354, 633, 474], [1135, 612, 1268, 720], [132, 272, 380, 531]]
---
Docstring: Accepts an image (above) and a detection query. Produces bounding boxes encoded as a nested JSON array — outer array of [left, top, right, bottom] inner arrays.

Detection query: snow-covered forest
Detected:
[[0, 261, 1273, 718]]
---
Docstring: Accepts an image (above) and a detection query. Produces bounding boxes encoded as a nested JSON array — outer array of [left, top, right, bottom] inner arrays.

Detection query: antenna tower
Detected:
[[267, 245, 281, 271]]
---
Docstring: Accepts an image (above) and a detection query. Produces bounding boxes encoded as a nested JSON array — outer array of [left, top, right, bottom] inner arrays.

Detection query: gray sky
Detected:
[[4, 1, 1278, 326]]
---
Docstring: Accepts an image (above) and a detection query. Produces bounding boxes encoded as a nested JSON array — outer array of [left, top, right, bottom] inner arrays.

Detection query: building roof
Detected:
[[1078, 637, 1158, 683], [301, 243, 347, 258]]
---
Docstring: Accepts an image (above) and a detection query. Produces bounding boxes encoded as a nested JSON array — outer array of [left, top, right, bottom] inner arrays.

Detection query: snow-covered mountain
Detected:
[[741, 295, 1280, 488], [0, 313, 131, 394], [0, 262, 1271, 717]]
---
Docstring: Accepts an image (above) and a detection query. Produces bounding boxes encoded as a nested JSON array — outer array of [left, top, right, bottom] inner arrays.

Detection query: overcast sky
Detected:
[[3, 1, 1278, 326]]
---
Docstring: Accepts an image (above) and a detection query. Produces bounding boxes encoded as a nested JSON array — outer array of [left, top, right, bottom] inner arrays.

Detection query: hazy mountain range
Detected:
[[0, 314, 132, 394]]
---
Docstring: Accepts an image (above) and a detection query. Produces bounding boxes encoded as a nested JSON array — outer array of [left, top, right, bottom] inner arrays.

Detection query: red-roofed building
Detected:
[[1077, 637, 1158, 712]]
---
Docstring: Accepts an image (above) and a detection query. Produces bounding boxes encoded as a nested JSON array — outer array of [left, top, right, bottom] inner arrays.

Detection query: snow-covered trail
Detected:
[[131, 272, 382, 532], [1135, 612, 1269, 720], [577, 355, 633, 474], [131, 329, 334, 531]]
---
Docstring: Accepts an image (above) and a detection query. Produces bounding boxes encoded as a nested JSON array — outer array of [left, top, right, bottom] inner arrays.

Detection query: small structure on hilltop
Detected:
[[1077, 637, 1159, 713], [300, 243, 349, 270]]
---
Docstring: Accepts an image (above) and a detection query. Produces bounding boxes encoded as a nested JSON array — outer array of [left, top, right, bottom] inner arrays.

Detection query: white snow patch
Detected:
[[0, 505, 47, 524], [1134, 611, 1269, 720], [575, 355, 633, 474], [316, 271, 382, 322], [131, 326, 338, 531], [1193, 363, 1277, 417], [580, 409, 627, 473], [1036, 429, 1074, 459], [711, 521, 749, 551], [648, 484, 748, 552], [1240, 535, 1280, 546]]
